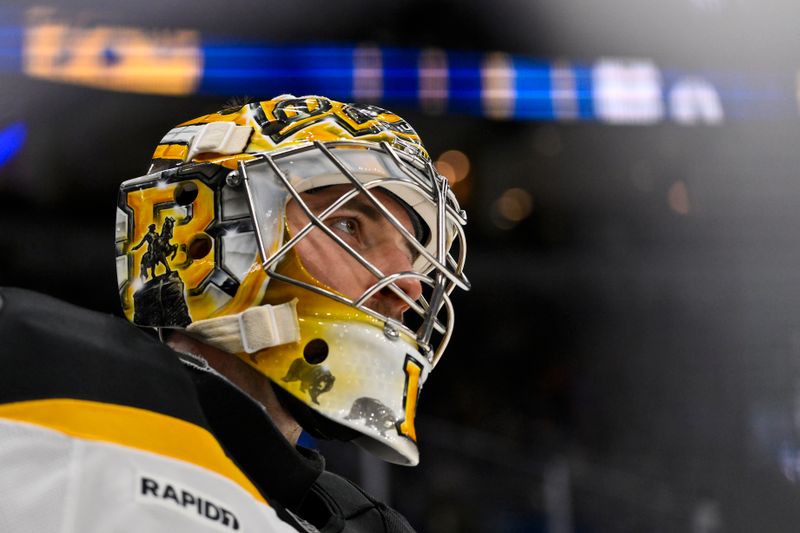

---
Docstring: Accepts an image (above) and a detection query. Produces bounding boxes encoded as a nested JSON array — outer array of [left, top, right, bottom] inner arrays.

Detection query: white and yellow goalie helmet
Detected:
[[115, 95, 470, 465]]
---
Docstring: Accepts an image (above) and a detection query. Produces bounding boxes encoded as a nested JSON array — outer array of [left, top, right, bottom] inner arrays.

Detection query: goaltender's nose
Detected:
[[374, 243, 423, 318]]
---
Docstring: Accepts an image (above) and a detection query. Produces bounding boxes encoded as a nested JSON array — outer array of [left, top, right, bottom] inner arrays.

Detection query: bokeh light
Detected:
[[492, 187, 533, 229], [435, 149, 471, 184], [667, 180, 691, 215]]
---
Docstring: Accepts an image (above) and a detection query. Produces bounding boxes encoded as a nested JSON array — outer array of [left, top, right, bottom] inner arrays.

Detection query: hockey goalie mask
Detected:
[[115, 96, 469, 465]]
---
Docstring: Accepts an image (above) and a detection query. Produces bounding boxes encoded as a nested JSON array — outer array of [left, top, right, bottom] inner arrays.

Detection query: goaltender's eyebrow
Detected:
[[340, 196, 420, 261]]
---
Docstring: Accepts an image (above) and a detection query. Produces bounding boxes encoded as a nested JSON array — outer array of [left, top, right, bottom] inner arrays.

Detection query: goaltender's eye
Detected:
[[331, 218, 358, 235]]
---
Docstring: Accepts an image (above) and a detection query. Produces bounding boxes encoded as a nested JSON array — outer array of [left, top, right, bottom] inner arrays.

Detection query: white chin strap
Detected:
[[185, 300, 301, 354]]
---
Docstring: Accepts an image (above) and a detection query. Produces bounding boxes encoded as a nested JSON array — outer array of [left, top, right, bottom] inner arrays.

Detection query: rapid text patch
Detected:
[[137, 472, 240, 531]]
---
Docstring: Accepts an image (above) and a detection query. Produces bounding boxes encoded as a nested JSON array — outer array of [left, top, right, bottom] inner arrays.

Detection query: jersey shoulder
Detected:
[[0, 287, 206, 426]]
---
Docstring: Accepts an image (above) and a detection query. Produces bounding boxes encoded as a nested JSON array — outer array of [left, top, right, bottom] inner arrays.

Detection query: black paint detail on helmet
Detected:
[[248, 102, 279, 136], [273, 97, 333, 123], [249, 101, 290, 137], [281, 358, 335, 405], [219, 97, 254, 115], [345, 397, 397, 438], [260, 121, 285, 136], [133, 217, 178, 282], [133, 271, 191, 327]]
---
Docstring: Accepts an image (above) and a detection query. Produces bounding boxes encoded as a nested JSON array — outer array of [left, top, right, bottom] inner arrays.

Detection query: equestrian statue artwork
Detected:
[[132, 217, 178, 280]]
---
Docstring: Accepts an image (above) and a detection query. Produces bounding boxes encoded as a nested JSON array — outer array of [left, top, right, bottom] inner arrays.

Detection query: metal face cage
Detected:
[[239, 140, 470, 365]]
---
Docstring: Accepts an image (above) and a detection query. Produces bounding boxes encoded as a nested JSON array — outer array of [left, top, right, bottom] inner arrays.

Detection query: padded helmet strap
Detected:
[[186, 300, 300, 354]]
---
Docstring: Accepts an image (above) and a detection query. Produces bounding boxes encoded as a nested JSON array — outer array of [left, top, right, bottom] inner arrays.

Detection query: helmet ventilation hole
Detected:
[[303, 339, 329, 364], [174, 182, 199, 205], [188, 233, 213, 259]]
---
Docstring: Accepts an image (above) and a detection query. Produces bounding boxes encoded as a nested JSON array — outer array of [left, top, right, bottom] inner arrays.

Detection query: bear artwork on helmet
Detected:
[[114, 95, 470, 466]]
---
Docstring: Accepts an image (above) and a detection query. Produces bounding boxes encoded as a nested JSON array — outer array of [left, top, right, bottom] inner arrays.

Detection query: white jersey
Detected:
[[0, 400, 297, 533]]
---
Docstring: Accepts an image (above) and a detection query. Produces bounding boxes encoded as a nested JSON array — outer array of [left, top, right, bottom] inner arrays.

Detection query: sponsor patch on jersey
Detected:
[[136, 471, 240, 531]]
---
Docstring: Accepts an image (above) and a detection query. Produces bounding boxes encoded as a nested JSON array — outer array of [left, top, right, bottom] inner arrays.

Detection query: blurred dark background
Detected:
[[4, 1, 800, 531]]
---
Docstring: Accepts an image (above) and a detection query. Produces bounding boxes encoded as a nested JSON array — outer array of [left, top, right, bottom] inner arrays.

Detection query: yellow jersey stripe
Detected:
[[0, 398, 266, 504]]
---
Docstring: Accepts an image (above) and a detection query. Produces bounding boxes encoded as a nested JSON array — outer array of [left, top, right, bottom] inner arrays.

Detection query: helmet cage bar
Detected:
[[378, 140, 467, 227], [398, 145, 469, 291], [247, 142, 468, 294], [259, 160, 403, 290], [266, 138, 468, 233], [265, 264, 456, 359], [267, 142, 463, 335], [261, 165, 447, 343], [249, 170, 444, 334], [257, 177, 361, 272], [419, 175, 451, 342], [310, 141, 470, 292], [353, 271, 448, 336], [266, 266, 457, 365], [377, 140, 436, 196], [419, 274, 446, 347], [248, 161, 403, 281], [262, 138, 435, 199], [415, 180, 469, 343], [238, 140, 467, 361]]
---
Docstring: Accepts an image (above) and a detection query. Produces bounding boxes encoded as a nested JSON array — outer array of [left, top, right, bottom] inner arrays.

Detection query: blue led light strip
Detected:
[[0, 8, 797, 124]]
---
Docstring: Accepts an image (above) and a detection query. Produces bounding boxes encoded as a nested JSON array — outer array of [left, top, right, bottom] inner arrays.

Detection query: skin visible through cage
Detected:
[[285, 185, 423, 322]]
